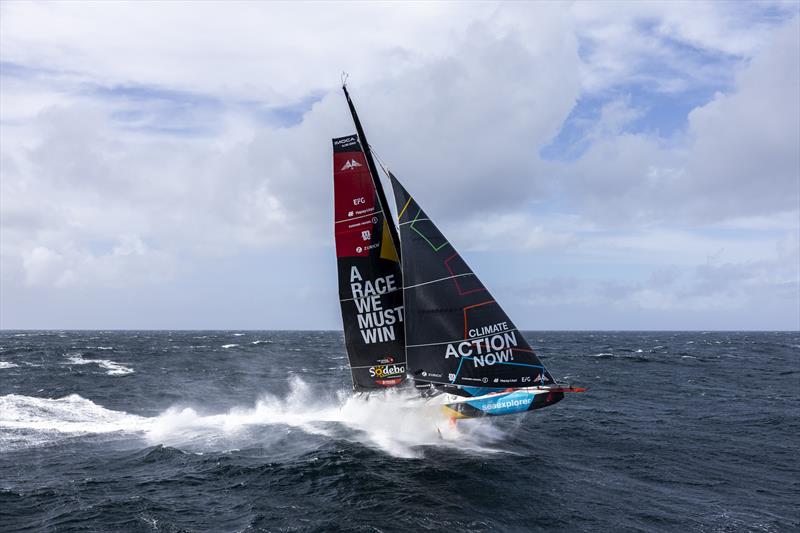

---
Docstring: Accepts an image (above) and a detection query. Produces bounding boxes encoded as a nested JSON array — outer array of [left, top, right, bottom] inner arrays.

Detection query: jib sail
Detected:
[[389, 172, 555, 390], [333, 135, 406, 390]]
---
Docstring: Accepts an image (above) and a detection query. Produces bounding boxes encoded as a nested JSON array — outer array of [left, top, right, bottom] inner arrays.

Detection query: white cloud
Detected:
[[0, 2, 495, 103], [0, 2, 797, 328], [556, 16, 800, 225], [572, 1, 798, 93], [21, 236, 175, 288]]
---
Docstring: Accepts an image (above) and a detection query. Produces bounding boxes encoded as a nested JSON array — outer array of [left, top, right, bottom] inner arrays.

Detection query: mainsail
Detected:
[[333, 135, 406, 390], [389, 172, 555, 390]]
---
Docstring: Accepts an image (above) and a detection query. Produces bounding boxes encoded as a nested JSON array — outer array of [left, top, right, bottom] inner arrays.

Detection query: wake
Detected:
[[0, 377, 510, 458]]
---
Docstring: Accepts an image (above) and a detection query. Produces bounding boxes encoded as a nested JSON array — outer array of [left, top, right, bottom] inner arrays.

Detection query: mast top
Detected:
[[341, 81, 402, 262]]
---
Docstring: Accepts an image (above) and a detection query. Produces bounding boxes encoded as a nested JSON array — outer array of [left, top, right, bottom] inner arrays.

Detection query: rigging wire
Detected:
[[369, 144, 391, 175], [367, 144, 404, 237]]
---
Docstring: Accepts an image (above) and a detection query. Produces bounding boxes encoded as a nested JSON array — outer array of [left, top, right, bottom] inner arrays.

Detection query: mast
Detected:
[[342, 84, 402, 262]]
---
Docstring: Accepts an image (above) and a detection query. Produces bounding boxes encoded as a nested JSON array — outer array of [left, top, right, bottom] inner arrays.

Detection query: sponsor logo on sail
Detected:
[[354, 242, 380, 254], [369, 364, 405, 379], [334, 136, 357, 147], [377, 356, 396, 364], [341, 159, 363, 171], [448, 373, 456, 382], [361, 230, 371, 241]]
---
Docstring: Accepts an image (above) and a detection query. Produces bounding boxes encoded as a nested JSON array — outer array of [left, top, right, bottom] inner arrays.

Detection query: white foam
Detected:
[[0, 361, 19, 369], [65, 353, 134, 375], [250, 340, 273, 345], [0, 393, 149, 435], [87, 346, 114, 350], [221, 344, 239, 349], [150, 378, 509, 458], [0, 378, 511, 458]]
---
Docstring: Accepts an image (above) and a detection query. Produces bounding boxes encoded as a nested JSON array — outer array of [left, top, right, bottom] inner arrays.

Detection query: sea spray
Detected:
[[146, 376, 508, 458], [1, 378, 509, 457]]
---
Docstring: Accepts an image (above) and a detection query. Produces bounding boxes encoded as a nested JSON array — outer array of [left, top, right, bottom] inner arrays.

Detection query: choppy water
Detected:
[[1, 330, 798, 532]]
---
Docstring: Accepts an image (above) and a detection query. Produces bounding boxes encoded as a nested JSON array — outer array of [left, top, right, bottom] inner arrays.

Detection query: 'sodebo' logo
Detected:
[[369, 364, 405, 378]]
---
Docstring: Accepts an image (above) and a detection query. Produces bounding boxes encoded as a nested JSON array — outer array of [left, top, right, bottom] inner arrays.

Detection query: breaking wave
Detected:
[[0, 362, 19, 369], [0, 394, 147, 435], [0, 378, 508, 458], [64, 353, 134, 375]]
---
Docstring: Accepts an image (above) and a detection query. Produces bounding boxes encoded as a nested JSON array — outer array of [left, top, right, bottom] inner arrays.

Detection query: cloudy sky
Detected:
[[1, 1, 798, 330]]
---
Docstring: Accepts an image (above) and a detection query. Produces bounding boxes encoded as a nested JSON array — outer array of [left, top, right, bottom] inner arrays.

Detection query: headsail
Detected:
[[389, 172, 555, 390], [333, 135, 406, 390]]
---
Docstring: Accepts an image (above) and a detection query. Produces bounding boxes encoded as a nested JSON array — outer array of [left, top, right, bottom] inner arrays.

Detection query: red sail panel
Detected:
[[333, 135, 406, 390]]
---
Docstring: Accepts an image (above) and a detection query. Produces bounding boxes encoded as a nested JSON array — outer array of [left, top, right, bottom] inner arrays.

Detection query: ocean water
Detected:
[[0, 331, 797, 532]]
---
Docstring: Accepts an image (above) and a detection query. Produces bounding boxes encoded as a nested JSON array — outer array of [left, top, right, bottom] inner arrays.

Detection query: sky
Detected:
[[1, 1, 798, 330]]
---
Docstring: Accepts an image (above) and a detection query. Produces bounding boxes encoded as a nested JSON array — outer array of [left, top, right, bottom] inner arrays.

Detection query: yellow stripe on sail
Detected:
[[397, 197, 412, 220], [380, 219, 399, 262]]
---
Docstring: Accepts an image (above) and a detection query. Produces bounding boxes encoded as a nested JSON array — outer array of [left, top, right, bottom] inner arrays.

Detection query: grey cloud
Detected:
[[556, 18, 800, 226], [1, 3, 797, 329]]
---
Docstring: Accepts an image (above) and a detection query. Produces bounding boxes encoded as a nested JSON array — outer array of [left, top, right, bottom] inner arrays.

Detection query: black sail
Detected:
[[389, 172, 554, 389], [333, 135, 406, 390]]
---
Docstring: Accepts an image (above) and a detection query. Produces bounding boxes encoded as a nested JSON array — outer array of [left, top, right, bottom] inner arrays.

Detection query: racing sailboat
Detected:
[[333, 84, 584, 419]]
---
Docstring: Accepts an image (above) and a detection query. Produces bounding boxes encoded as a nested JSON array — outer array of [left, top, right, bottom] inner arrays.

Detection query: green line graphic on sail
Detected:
[[410, 209, 450, 251]]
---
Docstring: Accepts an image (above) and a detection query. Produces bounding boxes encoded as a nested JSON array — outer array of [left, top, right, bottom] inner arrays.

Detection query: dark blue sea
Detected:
[[1, 331, 798, 532]]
